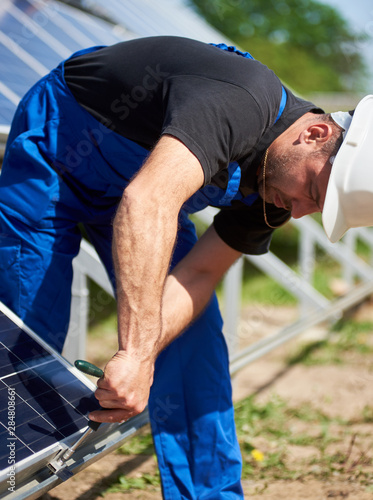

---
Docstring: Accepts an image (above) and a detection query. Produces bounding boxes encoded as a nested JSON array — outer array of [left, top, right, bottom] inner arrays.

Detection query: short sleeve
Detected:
[[161, 76, 267, 185], [213, 198, 291, 254]]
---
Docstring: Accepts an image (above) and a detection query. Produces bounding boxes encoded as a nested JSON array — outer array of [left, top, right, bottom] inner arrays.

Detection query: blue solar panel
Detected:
[[0, 42, 43, 97], [0, 306, 100, 474], [54, 1, 126, 47], [0, 0, 125, 128], [2, 2, 67, 66]]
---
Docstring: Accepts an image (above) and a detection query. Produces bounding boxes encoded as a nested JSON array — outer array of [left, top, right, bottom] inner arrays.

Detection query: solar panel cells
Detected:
[[0, 0, 126, 129], [0, 307, 100, 474], [0, 99, 17, 125]]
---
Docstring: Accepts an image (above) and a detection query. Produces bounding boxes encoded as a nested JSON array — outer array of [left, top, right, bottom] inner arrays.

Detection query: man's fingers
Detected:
[[98, 398, 146, 414], [95, 387, 118, 400], [95, 386, 130, 403], [95, 382, 137, 401], [96, 376, 116, 391], [94, 388, 146, 414], [91, 352, 153, 423]]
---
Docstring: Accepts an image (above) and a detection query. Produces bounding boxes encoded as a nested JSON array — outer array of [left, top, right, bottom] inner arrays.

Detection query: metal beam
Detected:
[[246, 251, 329, 310], [230, 280, 373, 374], [293, 217, 373, 282]]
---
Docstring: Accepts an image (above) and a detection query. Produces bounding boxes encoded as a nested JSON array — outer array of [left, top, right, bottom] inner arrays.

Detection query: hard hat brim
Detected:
[[322, 165, 348, 243], [322, 95, 373, 242]]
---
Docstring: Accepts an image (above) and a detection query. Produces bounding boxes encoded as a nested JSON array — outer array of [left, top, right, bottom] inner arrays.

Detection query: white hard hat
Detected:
[[322, 95, 373, 243]]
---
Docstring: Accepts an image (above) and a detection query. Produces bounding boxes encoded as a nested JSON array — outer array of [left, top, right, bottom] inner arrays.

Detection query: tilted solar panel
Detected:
[[0, 314, 101, 461], [0, 0, 128, 130], [0, 302, 101, 494], [0, 302, 148, 500]]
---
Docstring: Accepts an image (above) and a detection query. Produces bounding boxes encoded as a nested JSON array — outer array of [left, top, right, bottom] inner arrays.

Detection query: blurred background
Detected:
[[189, 0, 373, 110]]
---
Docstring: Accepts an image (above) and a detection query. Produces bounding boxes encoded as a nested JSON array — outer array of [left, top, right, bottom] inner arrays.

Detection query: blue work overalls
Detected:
[[0, 44, 286, 499]]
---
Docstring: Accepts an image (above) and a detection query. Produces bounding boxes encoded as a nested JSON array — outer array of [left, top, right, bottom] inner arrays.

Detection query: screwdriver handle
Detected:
[[74, 359, 104, 378], [75, 360, 105, 430], [88, 420, 101, 431]]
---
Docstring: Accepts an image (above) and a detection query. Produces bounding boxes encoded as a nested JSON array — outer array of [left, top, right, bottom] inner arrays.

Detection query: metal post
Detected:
[[62, 261, 89, 363], [299, 223, 315, 317], [223, 257, 243, 357], [342, 230, 356, 288]]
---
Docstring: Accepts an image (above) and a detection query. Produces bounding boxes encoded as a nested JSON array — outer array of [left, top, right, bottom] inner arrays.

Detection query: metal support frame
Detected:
[[62, 260, 89, 362], [230, 280, 373, 374], [293, 217, 373, 282], [246, 251, 329, 311], [4, 411, 149, 500], [223, 257, 244, 354]]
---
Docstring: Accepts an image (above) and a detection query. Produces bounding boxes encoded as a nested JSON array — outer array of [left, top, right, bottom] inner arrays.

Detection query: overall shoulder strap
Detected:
[[210, 43, 254, 60]]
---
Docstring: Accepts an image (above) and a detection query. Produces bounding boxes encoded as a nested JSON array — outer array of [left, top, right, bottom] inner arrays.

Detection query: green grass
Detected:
[[116, 427, 155, 456], [235, 394, 372, 485], [232, 322, 373, 487], [285, 319, 373, 366], [87, 279, 117, 331], [235, 394, 337, 460], [103, 472, 161, 494]]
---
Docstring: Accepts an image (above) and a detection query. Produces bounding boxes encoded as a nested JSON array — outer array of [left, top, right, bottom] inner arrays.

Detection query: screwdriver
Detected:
[[75, 359, 104, 378], [48, 360, 105, 478]]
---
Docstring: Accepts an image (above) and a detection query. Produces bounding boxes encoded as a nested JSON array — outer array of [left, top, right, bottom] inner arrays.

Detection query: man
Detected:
[[0, 36, 354, 498]]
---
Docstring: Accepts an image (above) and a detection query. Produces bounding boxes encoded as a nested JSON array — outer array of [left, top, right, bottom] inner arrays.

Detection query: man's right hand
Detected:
[[88, 350, 155, 423]]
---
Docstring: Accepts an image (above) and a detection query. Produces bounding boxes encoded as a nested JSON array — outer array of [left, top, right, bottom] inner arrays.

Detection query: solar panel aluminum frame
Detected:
[[0, 301, 149, 500]]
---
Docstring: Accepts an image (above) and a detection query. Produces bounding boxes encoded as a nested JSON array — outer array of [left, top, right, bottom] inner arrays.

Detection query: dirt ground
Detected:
[[40, 301, 373, 500]]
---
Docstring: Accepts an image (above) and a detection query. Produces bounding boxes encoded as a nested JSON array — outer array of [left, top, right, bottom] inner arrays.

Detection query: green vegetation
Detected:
[[286, 318, 373, 366], [234, 393, 373, 486], [103, 472, 160, 494], [100, 429, 161, 494], [87, 279, 116, 330], [189, 0, 369, 93], [235, 394, 341, 480], [117, 428, 155, 456]]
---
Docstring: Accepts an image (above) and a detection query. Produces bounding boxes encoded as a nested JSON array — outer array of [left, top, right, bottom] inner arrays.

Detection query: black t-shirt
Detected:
[[64, 36, 322, 254]]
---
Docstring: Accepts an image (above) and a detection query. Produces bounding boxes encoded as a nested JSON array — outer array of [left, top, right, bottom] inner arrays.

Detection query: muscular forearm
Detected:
[[112, 135, 205, 360], [112, 188, 178, 361]]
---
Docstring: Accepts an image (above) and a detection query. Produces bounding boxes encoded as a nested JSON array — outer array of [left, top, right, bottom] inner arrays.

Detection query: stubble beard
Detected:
[[259, 148, 296, 210]]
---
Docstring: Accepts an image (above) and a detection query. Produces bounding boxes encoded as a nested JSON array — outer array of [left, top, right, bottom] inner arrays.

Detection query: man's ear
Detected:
[[302, 123, 333, 144]]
